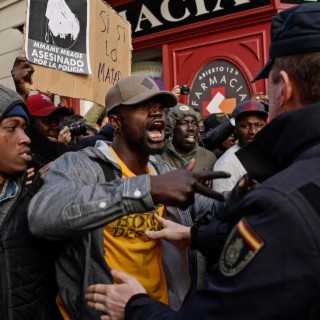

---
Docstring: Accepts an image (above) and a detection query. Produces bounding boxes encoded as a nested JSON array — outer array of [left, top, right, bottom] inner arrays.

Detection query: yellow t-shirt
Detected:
[[56, 294, 71, 320], [104, 148, 168, 303], [57, 150, 168, 319]]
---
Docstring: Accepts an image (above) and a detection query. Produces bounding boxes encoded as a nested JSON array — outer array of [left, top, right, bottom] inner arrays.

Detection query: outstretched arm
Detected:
[[145, 214, 230, 270], [150, 159, 230, 208], [28, 155, 230, 241]]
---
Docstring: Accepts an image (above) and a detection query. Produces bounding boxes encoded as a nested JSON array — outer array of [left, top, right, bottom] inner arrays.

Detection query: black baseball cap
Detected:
[[253, 3, 320, 82]]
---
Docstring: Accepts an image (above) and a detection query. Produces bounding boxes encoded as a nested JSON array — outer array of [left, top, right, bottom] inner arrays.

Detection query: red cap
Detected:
[[26, 94, 69, 117], [235, 100, 268, 121]]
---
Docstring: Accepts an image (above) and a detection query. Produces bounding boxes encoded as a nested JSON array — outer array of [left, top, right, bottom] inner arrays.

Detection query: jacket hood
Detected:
[[236, 103, 320, 182], [166, 104, 199, 138], [0, 84, 29, 121]]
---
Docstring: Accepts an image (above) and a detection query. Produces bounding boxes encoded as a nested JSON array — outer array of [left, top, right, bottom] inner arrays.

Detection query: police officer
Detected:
[[85, 3, 320, 320]]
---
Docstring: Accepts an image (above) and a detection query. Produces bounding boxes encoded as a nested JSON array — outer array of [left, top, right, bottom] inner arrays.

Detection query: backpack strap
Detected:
[[91, 158, 116, 182]]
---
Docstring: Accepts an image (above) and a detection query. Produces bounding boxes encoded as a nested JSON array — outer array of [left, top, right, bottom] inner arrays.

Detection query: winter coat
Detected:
[[124, 103, 320, 320], [0, 84, 61, 320]]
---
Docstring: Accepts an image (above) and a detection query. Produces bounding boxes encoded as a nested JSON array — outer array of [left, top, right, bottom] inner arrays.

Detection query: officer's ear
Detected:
[[280, 71, 301, 112]]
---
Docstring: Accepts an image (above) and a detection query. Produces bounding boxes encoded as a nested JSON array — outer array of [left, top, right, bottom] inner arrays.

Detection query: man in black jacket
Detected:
[[85, 3, 320, 319], [0, 84, 61, 319]]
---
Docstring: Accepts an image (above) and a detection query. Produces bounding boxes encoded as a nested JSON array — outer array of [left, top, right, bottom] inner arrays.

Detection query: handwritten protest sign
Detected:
[[25, 0, 132, 106]]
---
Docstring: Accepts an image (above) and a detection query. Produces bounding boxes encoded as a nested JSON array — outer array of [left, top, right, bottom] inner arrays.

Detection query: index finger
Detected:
[[195, 170, 231, 180], [184, 158, 195, 172], [111, 269, 134, 284], [60, 126, 70, 134], [145, 229, 167, 240], [194, 183, 227, 202], [86, 284, 108, 295], [153, 213, 166, 225]]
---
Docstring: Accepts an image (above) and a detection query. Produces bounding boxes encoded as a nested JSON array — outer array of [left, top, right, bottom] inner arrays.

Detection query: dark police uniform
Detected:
[[124, 103, 320, 320]]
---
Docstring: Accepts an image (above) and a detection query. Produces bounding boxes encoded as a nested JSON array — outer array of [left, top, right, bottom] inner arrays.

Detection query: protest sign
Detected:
[[26, 0, 91, 74], [25, 0, 132, 106]]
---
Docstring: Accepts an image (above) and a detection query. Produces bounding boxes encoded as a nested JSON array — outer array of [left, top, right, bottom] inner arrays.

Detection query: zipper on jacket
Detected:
[[0, 239, 8, 319], [0, 179, 25, 320]]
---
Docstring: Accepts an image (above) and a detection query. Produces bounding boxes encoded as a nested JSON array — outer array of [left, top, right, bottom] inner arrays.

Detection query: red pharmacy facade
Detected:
[[108, 0, 305, 116]]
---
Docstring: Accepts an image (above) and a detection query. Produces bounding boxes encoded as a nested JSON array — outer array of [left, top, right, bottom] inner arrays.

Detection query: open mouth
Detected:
[[185, 135, 196, 143], [20, 149, 32, 162], [147, 120, 165, 143]]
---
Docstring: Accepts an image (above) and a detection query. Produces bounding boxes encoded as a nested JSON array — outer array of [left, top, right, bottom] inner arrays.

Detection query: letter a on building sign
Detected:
[[25, 0, 91, 75], [24, 0, 132, 107]]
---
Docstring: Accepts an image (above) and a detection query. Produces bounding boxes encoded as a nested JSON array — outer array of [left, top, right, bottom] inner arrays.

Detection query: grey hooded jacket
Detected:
[[28, 141, 221, 319]]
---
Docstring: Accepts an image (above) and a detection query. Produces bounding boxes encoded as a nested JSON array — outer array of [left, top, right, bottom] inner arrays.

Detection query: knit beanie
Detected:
[[3, 105, 30, 129], [166, 103, 199, 138], [0, 84, 29, 125]]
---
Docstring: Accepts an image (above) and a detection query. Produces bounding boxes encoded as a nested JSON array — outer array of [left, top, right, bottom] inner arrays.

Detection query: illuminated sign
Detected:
[[116, 0, 271, 37], [281, 0, 318, 3]]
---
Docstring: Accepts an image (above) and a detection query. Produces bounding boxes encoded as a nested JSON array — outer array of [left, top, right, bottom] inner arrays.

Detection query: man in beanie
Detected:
[[212, 99, 268, 193], [28, 75, 229, 319], [0, 84, 62, 319], [162, 103, 217, 172], [10, 58, 74, 175], [85, 3, 320, 319]]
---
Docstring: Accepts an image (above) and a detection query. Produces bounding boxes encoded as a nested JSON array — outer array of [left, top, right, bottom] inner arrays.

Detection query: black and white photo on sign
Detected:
[[25, 0, 91, 74]]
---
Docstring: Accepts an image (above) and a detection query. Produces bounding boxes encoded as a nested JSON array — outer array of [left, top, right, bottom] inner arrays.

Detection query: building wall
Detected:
[[0, 0, 26, 89]]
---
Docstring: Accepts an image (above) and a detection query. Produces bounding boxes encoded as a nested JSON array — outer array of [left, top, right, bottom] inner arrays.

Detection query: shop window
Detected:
[[131, 60, 163, 89], [131, 47, 163, 89]]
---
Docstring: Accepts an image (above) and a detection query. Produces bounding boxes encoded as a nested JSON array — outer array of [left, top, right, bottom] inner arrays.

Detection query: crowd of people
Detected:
[[1, 3, 320, 320]]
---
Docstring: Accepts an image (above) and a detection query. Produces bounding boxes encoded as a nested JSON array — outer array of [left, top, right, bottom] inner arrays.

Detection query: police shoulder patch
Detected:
[[219, 218, 264, 277]]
